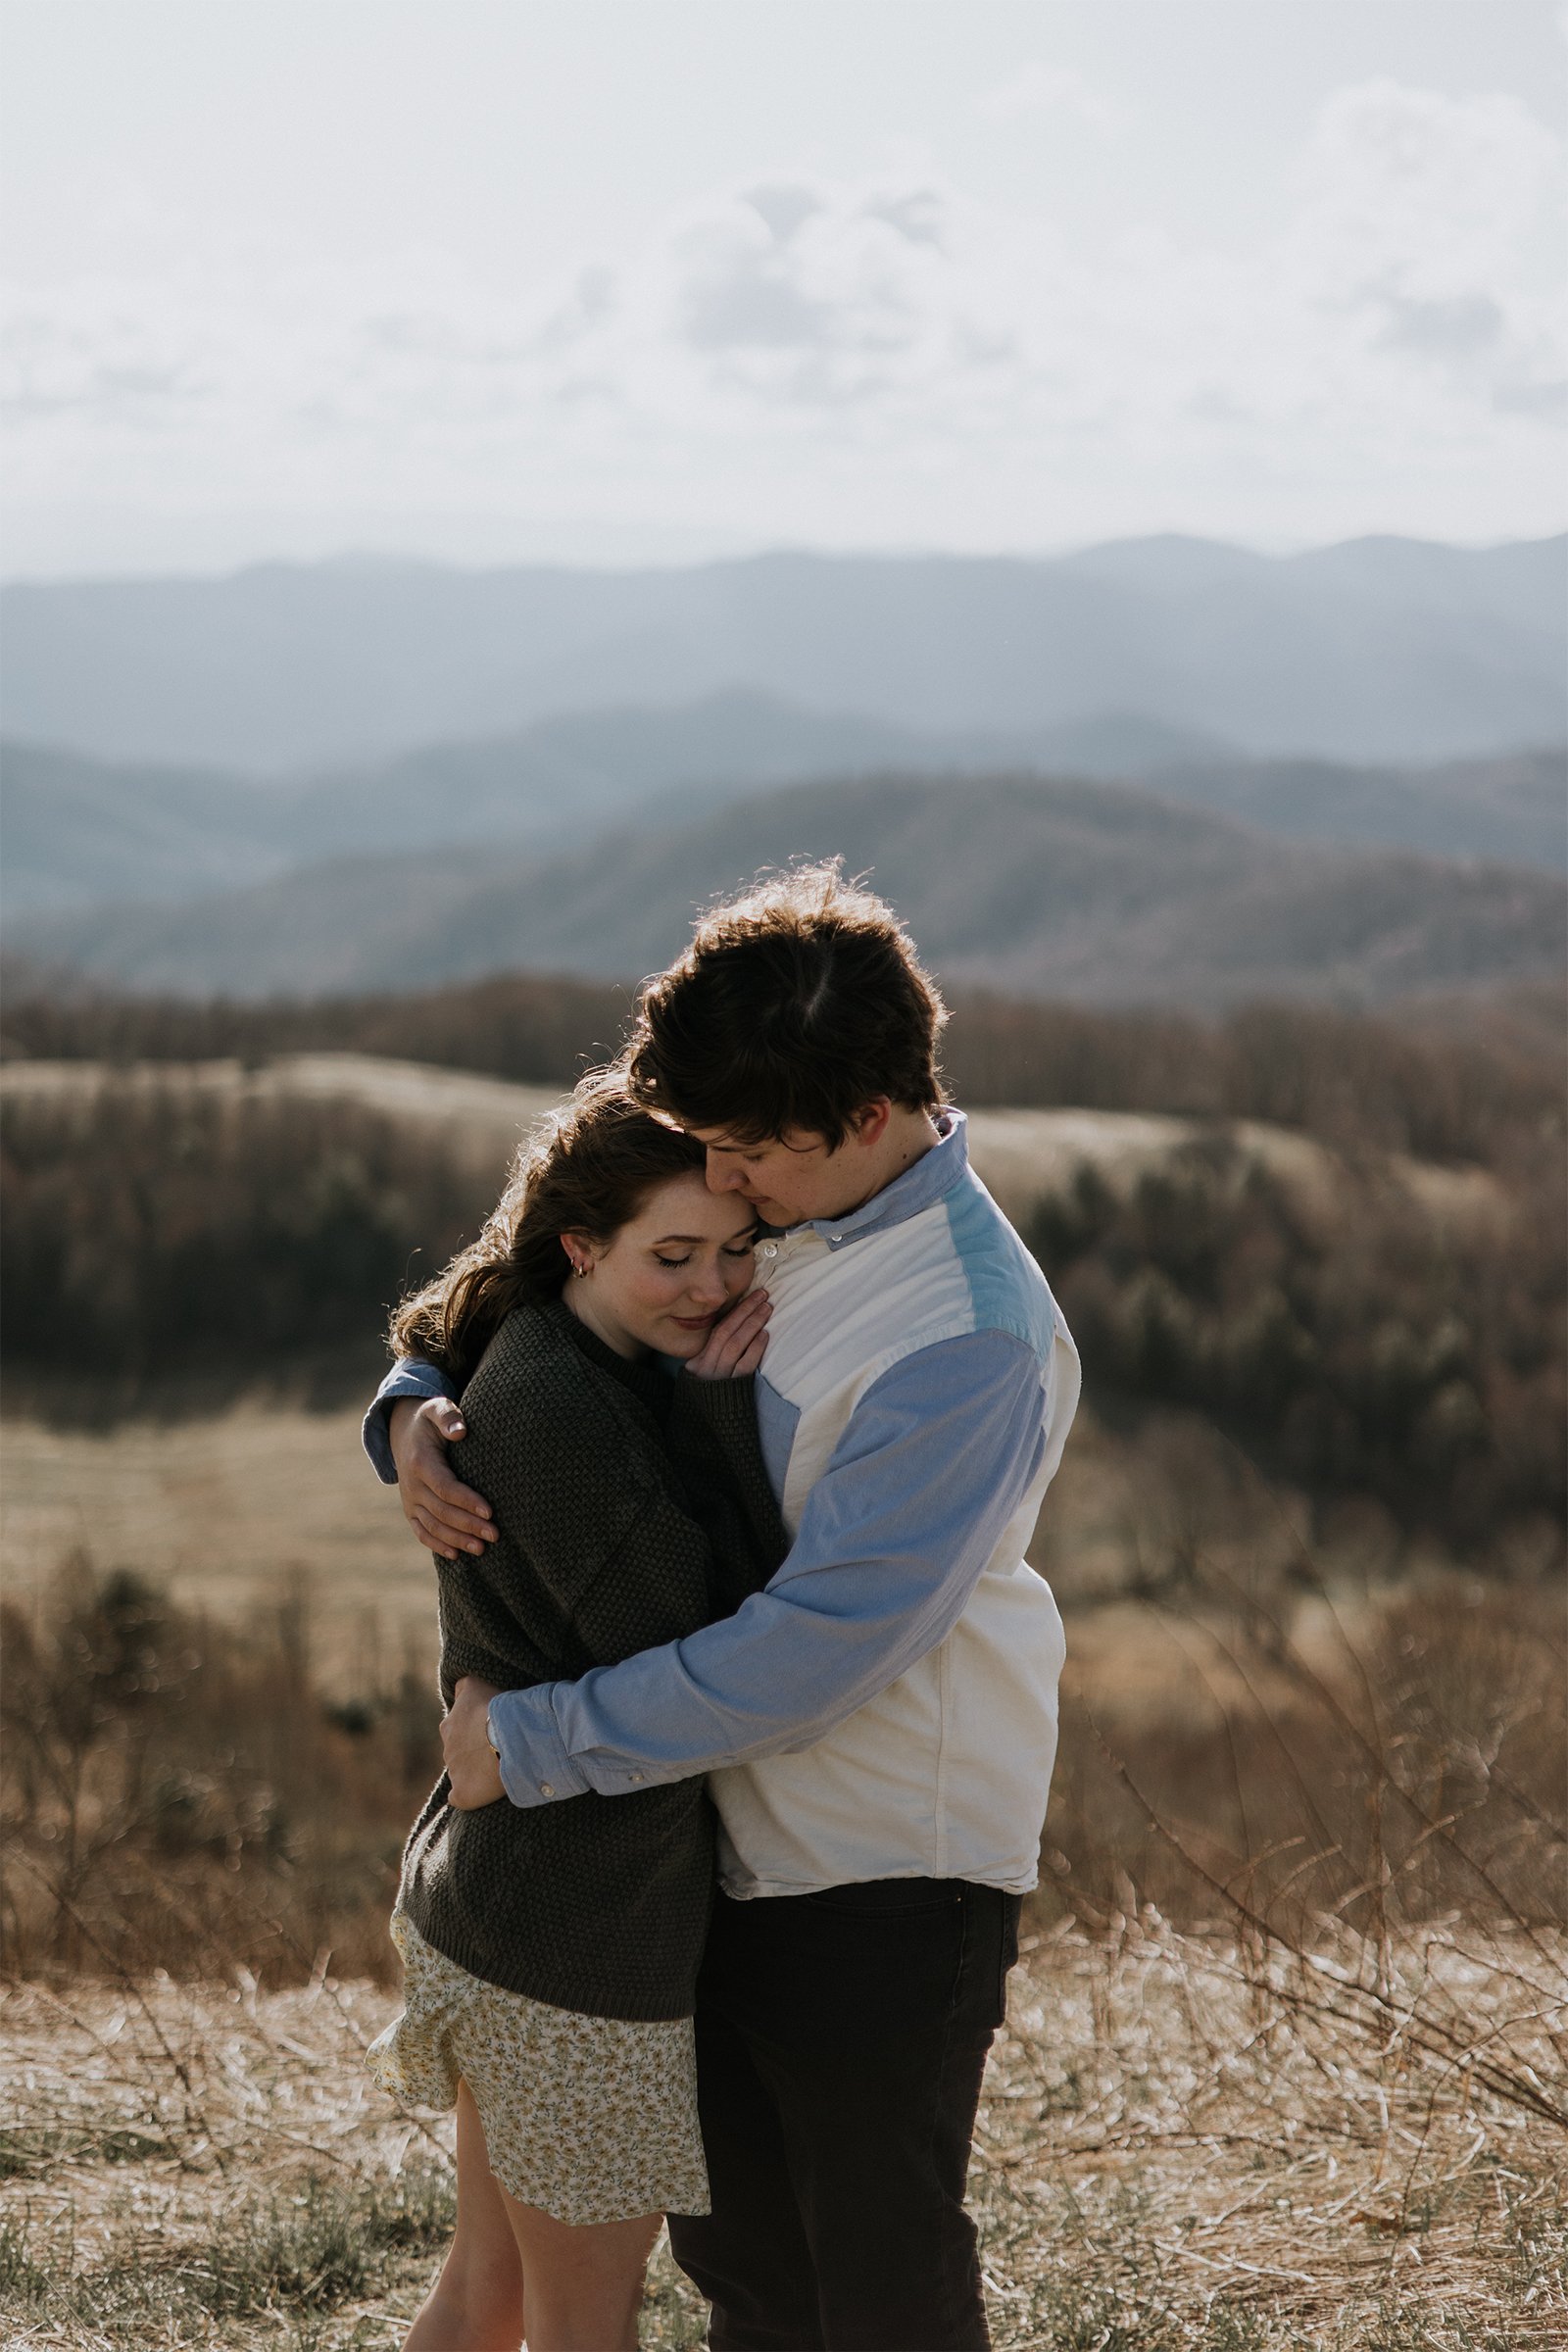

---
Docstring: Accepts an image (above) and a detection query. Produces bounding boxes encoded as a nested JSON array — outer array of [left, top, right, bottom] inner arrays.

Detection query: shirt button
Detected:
[[630, 1773, 644, 1785], [758, 1242, 778, 1260], [538, 1782, 555, 1798]]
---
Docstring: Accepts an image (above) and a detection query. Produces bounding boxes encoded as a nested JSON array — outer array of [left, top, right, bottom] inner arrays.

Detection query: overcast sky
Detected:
[[3, 0, 1564, 578]]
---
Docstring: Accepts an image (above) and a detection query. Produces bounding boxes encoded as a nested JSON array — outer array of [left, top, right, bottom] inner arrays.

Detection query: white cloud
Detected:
[[2, 81, 1562, 568], [974, 61, 1127, 135], [744, 184, 822, 244], [1288, 79, 1568, 421]]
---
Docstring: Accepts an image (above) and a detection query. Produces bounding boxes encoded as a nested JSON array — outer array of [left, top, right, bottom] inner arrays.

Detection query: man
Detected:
[[368, 864, 1079, 2352]]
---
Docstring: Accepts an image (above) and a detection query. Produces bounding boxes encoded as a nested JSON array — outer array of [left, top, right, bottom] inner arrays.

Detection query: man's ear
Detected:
[[849, 1099, 893, 1147]]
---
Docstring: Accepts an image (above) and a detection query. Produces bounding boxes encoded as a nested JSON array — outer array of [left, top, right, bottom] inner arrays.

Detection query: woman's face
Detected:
[[564, 1171, 759, 1359]]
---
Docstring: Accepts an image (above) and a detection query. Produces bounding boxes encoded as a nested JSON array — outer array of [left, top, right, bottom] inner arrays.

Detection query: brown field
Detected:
[[0, 1389, 1446, 1704], [1, 1402, 420, 1692], [5, 1421, 1563, 2346], [2, 1923, 1562, 2349]]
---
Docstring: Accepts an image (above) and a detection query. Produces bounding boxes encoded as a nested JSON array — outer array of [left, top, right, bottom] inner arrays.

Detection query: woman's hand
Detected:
[[442, 1676, 506, 1808], [685, 1287, 771, 1381]]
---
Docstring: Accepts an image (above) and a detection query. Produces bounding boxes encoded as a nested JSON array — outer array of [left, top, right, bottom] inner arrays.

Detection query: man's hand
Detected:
[[442, 1676, 506, 1809], [389, 1396, 498, 1560]]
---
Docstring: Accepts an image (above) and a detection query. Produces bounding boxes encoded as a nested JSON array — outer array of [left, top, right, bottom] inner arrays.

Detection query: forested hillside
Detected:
[[5, 978, 1560, 1560]]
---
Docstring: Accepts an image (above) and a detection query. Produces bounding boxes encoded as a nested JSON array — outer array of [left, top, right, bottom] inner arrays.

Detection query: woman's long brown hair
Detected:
[[390, 1068, 706, 1389]]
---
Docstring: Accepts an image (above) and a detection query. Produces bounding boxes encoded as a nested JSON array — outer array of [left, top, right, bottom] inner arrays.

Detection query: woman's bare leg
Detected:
[[499, 2190, 662, 2352], [404, 2081, 526, 2352]]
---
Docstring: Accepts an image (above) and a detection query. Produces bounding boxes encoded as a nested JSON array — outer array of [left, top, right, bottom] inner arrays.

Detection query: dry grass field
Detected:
[[1, 1403, 419, 1692], [2, 1920, 1562, 2349], [4, 1511, 1562, 2346], [0, 1390, 1293, 1687]]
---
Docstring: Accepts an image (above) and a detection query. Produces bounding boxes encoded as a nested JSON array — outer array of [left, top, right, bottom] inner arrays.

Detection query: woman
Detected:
[[367, 1071, 786, 2352]]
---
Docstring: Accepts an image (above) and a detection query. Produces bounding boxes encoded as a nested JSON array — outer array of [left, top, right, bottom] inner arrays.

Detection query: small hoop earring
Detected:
[[573, 1262, 590, 1279]]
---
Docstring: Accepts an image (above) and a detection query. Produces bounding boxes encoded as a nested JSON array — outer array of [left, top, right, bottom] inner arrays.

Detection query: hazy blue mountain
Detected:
[[3, 535, 1561, 771], [6, 703, 1562, 925], [17, 769, 1562, 1011], [1151, 748, 1567, 870], [0, 742, 295, 916], [0, 695, 1244, 922], [4, 696, 953, 916], [278, 691, 1017, 858]]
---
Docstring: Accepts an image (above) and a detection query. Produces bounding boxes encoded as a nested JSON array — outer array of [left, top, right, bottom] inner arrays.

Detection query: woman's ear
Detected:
[[560, 1231, 595, 1279]]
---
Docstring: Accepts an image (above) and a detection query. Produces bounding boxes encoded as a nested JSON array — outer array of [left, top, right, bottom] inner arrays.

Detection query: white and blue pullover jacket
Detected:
[[367, 1110, 1080, 1898]]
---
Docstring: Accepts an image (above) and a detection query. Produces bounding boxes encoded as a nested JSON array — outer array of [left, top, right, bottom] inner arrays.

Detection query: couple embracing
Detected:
[[363, 864, 1080, 2352]]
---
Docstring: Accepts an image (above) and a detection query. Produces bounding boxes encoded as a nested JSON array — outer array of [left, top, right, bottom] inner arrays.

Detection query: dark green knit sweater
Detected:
[[396, 1294, 787, 2021]]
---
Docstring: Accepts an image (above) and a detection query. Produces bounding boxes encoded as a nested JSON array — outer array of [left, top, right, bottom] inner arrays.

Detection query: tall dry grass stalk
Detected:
[[1, 1559, 440, 1989], [11, 1554, 1560, 1994], [1045, 1568, 1566, 1938]]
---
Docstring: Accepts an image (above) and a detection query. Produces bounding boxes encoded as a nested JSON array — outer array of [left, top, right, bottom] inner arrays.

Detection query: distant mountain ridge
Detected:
[[3, 700, 1562, 923], [3, 696, 1240, 919], [17, 767, 1563, 1011], [3, 533, 1561, 770]]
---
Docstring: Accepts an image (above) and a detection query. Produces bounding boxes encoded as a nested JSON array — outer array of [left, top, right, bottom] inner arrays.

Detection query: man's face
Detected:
[[683, 1119, 877, 1229]]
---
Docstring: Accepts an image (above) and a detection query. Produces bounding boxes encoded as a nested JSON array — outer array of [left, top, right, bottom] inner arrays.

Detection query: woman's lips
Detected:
[[669, 1310, 720, 1330]]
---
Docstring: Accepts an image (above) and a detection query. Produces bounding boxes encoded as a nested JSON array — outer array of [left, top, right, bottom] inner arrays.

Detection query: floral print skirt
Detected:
[[367, 1909, 711, 2226]]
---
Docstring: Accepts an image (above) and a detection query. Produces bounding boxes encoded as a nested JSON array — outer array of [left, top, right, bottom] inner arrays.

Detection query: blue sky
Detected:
[[3, 0, 1564, 575]]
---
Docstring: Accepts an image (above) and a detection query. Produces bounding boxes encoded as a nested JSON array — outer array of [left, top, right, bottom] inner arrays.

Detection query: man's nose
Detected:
[[707, 1152, 748, 1193]]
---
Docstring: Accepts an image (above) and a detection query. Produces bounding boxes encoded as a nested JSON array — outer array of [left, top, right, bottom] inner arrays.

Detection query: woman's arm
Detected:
[[663, 1376, 789, 1614], [432, 1547, 530, 1703], [660, 1286, 786, 1609], [441, 1455, 773, 1811], [449, 1360, 780, 1675]]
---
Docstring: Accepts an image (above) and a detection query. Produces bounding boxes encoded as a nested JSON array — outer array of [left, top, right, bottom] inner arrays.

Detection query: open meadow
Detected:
[[3, 1008, 1564, 2348], [3, 1917, 1563, 2350]]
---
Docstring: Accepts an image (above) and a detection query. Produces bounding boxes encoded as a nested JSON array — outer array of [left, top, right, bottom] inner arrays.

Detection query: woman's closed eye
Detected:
[[655, 1242, 756, 1269]]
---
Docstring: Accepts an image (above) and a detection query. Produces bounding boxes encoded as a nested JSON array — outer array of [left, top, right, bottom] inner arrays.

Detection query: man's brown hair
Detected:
[[626, 861, 948, 1149]]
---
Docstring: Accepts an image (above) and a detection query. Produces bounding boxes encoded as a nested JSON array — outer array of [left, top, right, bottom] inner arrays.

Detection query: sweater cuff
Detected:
[[489, 1685, 589, 1809], [668, 1371, 758, 1439]]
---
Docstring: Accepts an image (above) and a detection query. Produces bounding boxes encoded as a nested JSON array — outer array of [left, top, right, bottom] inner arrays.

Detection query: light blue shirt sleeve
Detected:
[[362, 1356, 459, 1484], [487, 1327, 1055, 1808]]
